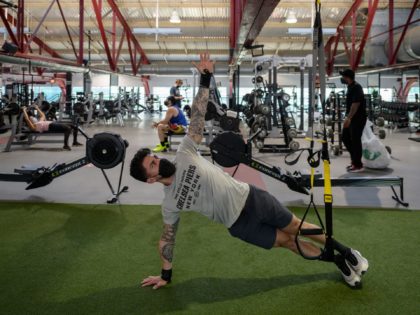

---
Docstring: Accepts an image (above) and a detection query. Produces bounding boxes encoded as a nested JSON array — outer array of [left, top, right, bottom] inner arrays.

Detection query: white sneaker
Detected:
[[346, 249, 369, 276], [336, 256, 362, 288]]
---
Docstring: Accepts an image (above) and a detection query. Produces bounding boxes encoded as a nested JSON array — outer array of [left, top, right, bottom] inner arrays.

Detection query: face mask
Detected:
[[340, 77, 347, 85], [158, 158, 176, 178]]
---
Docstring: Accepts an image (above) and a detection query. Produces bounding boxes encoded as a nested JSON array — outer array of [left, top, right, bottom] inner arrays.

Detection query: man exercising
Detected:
[[130, 54, 368, 290], [151, 96, 188, 153]]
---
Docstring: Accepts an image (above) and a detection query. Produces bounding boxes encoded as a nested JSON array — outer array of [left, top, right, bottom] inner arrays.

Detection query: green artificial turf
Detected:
[[0, 202, 419, 315]]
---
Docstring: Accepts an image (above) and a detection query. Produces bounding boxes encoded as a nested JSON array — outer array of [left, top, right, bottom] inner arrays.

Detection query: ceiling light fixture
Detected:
[[286, 11, 297, 24], [288, 28, 337, 35], [133, 28, 181, 35], [169, 9, 181, 24]]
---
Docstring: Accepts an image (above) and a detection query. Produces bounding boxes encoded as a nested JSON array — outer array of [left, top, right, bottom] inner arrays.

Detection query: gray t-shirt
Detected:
[[162, 136, 250, 227]]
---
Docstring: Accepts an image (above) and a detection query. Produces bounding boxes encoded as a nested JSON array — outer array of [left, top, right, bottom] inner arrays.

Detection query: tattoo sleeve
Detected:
[[159, 219, 180, 264], [188, 87, 209, 140]]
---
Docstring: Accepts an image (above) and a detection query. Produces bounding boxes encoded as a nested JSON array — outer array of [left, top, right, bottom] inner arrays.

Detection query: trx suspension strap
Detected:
[[286, 0, 335, 262]]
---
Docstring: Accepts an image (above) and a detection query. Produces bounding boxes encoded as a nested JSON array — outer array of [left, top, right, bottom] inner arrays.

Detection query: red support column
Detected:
[[388, 0, 394, 64], [78, 0, 84, 65], [17, 0, 24, 52]]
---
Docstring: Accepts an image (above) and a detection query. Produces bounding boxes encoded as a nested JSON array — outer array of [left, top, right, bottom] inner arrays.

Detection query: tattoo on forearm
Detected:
[[160, 219, 179, 263], [162, 243, 174, 262], [188, 87, 209, 136]]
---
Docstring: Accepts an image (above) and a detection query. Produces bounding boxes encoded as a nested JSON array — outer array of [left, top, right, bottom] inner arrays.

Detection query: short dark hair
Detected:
[[164, 96, 176, 106], [130, 148, 151, 182], [339, 69, 355, 81]]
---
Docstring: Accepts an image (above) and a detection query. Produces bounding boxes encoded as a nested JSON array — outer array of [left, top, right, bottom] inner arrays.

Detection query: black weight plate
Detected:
[[87, 133, 127, 169], [210, 131, 246, 168]]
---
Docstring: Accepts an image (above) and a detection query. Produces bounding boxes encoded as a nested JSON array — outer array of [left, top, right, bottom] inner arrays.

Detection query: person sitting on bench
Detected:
[[152, 96, 188, 153], [22, 105, 82, 151]]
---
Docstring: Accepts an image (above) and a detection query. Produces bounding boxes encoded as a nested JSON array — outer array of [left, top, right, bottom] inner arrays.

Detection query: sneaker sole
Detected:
[[348, 169, 364, 173], [349, 280, 362, 289], [347, 250, 369, 276]]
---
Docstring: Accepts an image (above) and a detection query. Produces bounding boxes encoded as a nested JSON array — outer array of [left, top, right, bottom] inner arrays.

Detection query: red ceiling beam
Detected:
[[17, 0, 24, 51], [56, 0, 78, 60], [388, 0, 394, 64], [106, 0, 150, 66], [229, 0, 246, 61], [91, 0, 149, 74], [352, 0, 379, 70], [229, 0, 279, 74], [112, 10, 117, 62], [1, 9, 64, 59], [32, 37, 62, 58], [115, 32, 125, 65], [0, 8, 18, 46], [325, 0, 365, 75], [91, 0, 116, 70], [389, 0, 419, 65]]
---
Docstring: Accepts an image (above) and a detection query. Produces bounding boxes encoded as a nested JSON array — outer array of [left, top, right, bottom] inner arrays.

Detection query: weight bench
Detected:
[[304, 173, 408, 207], [165, 130, 216, 150], [4, 114, 68, 152]]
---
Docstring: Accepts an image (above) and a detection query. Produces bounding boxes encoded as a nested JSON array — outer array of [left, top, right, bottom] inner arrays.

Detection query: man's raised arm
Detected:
[[188, 53, 215, 145]]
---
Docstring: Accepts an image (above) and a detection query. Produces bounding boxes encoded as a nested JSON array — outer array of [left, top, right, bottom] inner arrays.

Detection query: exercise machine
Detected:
[[0, 128, 129, 204]]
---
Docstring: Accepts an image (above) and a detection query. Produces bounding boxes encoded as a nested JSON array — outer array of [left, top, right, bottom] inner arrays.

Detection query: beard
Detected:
[[158, 159, 176, 178]]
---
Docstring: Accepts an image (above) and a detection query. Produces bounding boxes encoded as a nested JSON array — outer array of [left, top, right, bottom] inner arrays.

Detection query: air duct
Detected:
[[384, 26, 420, 62], [364, 9, 420, 67]]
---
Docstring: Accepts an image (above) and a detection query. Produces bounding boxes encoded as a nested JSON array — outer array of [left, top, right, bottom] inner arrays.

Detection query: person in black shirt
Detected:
[[340, 69, 367, 172], [169, 79, 184, 108]]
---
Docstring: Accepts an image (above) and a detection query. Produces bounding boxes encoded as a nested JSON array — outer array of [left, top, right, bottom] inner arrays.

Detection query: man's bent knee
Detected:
[[273, 229, 295, 249], [281, 215, 301, 234]]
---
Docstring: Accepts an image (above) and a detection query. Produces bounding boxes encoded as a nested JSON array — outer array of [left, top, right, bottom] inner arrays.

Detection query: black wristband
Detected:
[[199, 71, 212, 88], [161, 268, 172, 283]]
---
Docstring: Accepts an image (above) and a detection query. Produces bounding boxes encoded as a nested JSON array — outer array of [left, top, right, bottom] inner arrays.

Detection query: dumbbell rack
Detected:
[[320, 92, 345, 156], [249, 68, 299, 153], [377, 101, 412, 129]]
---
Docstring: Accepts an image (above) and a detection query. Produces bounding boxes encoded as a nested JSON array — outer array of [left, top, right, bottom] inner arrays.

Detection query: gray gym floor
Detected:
[[0, 113, 419, 210]]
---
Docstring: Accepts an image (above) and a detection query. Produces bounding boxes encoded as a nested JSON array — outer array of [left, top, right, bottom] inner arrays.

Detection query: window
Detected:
[[407, 86, 419, 102]]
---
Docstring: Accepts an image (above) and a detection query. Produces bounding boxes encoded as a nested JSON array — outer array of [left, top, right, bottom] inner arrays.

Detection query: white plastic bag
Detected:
[[361, 120, 391, 169]]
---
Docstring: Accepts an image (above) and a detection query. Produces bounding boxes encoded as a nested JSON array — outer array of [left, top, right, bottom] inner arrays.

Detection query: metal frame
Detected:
[[325, 0, 379, 75], [326, 0, 420, 74], [0, 0, 149, 74]]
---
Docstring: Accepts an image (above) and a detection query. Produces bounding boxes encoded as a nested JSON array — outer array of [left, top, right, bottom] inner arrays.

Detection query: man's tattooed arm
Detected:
[[188, 87, 209, 144], [159, 219, 180, 269]]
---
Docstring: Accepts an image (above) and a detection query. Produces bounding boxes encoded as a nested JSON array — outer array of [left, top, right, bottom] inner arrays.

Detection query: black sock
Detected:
[[333, 240, 350, 256], [164, 137, 168, 143], [160, 141, 166, 146]]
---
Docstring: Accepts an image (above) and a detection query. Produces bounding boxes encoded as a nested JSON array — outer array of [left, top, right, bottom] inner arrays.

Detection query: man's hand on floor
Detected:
[[141, 275, 168, 290]]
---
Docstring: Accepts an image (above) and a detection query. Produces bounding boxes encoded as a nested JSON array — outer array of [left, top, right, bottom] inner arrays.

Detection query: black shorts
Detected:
[[48, 123, 71, 133], [228, 185, 293, 249]]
